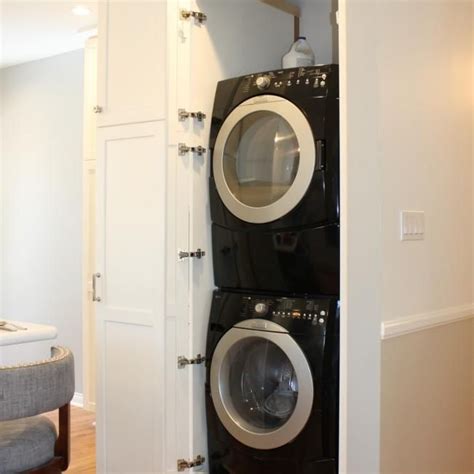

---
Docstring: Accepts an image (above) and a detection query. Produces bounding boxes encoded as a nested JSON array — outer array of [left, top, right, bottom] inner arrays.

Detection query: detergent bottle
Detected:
[[282, 37, 316, 69]]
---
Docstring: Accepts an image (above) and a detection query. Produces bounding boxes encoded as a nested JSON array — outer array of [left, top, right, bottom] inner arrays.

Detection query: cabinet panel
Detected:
[[97, 1, 167, 127], [83, 161, 97, 410], [83, 37, 97, 161], [95, 121, 166, 473]]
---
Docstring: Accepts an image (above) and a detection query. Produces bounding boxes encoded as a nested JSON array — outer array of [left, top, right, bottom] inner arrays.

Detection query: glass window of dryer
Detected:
[[223, 111, 300, 208], [226, 337, 299, 431]]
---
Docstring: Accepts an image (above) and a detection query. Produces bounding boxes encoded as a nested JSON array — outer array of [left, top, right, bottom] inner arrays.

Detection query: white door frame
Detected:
[[82, 36, 98, 412]]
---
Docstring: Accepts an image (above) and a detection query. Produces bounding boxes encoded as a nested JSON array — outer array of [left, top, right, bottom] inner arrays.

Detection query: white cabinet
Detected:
[[95, 1, 172, 471], [95, 121, 167, 473], [97, 0, 167, 127]]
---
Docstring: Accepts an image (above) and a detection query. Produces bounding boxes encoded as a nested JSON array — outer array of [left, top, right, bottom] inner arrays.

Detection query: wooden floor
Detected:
[[45, 406, 96, 473]]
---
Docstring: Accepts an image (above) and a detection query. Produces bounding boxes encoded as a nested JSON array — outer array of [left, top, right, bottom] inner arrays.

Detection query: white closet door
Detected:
[[97, 0, 167, 127], [95, 121, 166, 473], [181, 0, 294, 465]]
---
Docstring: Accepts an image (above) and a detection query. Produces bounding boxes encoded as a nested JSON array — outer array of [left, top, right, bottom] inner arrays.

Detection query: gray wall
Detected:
[[1, 50, 84, 392]]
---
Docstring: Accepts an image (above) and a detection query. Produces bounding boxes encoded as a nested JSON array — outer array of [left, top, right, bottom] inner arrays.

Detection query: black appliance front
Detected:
[[209, 65, 339, 295], [212, 223, 339, 296], [206, 290, 339, 474]]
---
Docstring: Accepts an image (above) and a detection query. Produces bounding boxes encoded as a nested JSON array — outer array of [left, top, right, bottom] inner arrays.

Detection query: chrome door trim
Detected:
[[210, 322, 314, 450], [213, 95, 316, 224], [234, 319, 289, 333]]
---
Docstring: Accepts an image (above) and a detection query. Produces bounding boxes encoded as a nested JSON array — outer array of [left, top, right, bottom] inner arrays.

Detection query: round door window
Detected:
[[210, 323, 314, 450], [223, 111, 300, 208], [228, 338, 298, 430], [213, 96, 316, 224]]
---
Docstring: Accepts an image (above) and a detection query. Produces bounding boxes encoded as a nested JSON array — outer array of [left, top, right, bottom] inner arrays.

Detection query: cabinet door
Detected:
[[97, 0, 167, 127], [95, 121, 166, 473]]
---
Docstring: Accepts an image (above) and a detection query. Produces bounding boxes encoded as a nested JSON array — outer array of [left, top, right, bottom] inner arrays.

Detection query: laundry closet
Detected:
[[90, 0, 448, 473]]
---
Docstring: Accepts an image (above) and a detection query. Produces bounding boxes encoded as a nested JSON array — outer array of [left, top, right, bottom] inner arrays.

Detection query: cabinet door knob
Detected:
[[92, 272, 102, 302], [93, 105, 103, 114]]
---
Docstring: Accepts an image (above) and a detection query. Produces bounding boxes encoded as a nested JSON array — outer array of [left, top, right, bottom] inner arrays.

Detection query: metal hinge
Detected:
[[178, 249, 206, 260], [177, 455, 205, 471], [178, 143, 207, 156], [93, 105, 103, 114], [178, 109, 207, 122], [180, 9, 207, 24], [177, 354, 206, 369]]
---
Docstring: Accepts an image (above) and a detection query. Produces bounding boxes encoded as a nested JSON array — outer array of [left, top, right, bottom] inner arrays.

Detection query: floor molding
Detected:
[[381, 303, 474, 340], [72, 392, 84, 408]]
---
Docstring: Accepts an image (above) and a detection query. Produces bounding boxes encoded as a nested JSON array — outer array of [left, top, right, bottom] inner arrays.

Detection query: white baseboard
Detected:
[[381, 303, 474, 340], [72, 392, 84, 408]]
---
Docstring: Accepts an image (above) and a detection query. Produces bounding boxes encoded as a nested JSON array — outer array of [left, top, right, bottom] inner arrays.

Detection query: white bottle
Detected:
[[282, 37, 316, 69]]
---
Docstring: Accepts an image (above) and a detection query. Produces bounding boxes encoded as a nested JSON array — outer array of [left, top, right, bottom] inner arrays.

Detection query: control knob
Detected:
[[256, 75, 271, 90], [254, 302, 268, 315]]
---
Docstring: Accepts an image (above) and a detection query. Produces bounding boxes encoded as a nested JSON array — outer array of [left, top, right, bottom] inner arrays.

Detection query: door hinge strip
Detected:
[[180, 9, 207, 24], [177, 354, 206, 369], [178, 143, 207, 157], [177, 455, 206, 471], [178, 109, 207, 122], [178, 249, 206, 260]]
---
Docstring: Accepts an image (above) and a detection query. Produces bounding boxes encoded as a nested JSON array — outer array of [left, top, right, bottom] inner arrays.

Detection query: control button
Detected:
[[322, 73, 327, 80], [305, 79, 310, 85], [287, 80, 292, 86], [296, 80, 300, 85], [319, 318, 325, 324], [291, 311, 301, 319], [320, 80, 326, 87], [320, 310, 326, 316], [256, 75, 271, 90], [255, 303, 268, 315]]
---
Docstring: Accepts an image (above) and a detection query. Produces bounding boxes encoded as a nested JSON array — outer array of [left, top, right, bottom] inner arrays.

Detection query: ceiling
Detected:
[[1, 0, 98, 69]]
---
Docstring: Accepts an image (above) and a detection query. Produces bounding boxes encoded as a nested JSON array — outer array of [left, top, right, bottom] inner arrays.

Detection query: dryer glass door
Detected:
[[223, 111, 299, 208], [210, 321, 314, 450], [213, 96, 316, 224]]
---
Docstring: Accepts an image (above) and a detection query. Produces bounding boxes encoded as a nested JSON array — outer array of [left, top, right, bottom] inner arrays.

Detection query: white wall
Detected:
[[374, 1, 474, 471], [300, 0, 338, 64], [0, 50, 84, 392], [378, 1, 473, 321]]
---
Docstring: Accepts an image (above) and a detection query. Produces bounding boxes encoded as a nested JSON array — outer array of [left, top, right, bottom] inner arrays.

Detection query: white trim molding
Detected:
[[381, 304, 474, 340]]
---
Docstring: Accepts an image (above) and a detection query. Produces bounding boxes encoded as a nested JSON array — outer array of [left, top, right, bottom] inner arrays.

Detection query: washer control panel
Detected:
[[239, 294, 336, 333]]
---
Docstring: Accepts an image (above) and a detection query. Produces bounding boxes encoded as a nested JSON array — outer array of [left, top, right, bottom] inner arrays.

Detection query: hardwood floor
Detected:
[[45, 406, 96, 473]]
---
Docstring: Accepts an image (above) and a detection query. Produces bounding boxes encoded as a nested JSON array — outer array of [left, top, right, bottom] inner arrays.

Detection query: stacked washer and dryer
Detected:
[[205, 65, 340, 474]]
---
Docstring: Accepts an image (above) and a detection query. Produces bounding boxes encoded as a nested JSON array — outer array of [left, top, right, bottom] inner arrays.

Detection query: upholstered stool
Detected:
[[0, 347, 75, 473]]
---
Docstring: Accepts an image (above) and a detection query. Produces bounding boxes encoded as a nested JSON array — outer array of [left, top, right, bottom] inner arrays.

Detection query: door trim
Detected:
[[210, 322, 314, 450], [213, 95, 316, 224]]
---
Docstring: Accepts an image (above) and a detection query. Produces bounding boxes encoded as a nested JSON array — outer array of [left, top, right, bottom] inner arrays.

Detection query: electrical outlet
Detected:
[[400, 211, 424, 241]]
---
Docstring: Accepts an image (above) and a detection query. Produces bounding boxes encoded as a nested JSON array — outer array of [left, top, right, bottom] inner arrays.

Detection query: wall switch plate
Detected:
[[400, 211, 425, 241]]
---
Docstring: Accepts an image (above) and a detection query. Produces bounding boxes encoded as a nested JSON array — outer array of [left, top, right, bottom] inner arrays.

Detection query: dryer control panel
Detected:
[[240, 64, 339, 99]]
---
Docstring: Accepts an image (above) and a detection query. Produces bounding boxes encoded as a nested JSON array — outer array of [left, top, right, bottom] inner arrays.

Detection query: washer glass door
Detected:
[[230, 337, 298, 429], [213, 96, 316, 224], [210, 321, 314, 450]]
